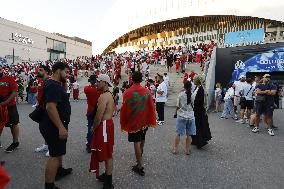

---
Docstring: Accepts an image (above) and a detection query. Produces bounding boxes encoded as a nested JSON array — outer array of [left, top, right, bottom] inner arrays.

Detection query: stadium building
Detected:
[[0, 17, 92, 64]]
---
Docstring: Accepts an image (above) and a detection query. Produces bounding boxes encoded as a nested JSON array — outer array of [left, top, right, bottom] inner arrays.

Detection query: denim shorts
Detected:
[[176, 116, 196, 136]]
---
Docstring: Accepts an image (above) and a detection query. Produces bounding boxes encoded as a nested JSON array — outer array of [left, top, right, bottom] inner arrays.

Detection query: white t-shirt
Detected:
[[73, 82, 79, 90], [163, 76, 170, 87], [241, 83, 254, 100], [177, 91, 194, 120], [224, 88, 234, 100], [233, 81, 246, 96], [141, 62, 148, 72], [156, 81, 167, 102]]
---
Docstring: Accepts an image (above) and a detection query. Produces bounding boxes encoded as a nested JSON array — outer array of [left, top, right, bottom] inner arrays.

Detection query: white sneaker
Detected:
[[234, 115, 238, 120], [35, 144, 48, 152], [45, 151, 50, 157], [252, 127, 260, 133], [268, 129, 275, 136], [157, 121, 164, 126]]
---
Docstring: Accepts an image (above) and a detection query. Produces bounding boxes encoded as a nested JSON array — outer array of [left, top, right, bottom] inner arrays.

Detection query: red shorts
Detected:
[[73, 89, 79, 99], [90, 119, 114, 176]]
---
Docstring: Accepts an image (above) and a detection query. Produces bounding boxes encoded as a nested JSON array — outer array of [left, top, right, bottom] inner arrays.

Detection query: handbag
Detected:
[[255, 95, 266, 103], [29, 105, 45, 123]]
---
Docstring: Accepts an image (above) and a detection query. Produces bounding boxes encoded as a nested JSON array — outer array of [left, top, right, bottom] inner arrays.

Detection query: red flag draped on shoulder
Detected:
[[120, 84, 156, 133]]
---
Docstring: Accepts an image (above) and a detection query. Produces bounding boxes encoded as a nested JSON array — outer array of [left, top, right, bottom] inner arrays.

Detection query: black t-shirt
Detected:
[[43, 79, 71, 127], [255, 83, 277, 105]]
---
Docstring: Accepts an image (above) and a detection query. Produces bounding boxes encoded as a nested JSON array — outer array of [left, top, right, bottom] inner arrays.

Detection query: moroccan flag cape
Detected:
[[0, 165, 10, 189], [120, 84, 156, 133]]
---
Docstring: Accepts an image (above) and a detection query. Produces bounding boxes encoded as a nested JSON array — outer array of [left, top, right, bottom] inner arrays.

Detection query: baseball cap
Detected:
[[239, 75, 246, 79], [263, 74, 271, 78], [97, 74, 112, 87]]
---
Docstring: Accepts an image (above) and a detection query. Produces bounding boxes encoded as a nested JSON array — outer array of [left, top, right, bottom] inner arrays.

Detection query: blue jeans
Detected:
[[86, 115, 93, 145], [30, 93, 37, 106], [221, 99, 234, 118]]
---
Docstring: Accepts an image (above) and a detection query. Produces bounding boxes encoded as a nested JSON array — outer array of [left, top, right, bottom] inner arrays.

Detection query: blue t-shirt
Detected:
[[44, 79, 71, 127], [255, 83, 277, 105]]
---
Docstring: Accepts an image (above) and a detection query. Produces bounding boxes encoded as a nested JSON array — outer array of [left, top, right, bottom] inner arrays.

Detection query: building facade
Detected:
[[0, 17, 92, 64], [104, 15, 284, 53]]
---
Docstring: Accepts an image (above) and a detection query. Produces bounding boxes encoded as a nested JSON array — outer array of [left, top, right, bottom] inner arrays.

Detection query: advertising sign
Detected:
[[231, 47, 284, 82], [224, 28, 264, 45]]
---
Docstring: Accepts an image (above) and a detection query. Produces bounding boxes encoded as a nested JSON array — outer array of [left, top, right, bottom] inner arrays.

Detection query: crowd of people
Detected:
[[0, 41, 216, 189], [214, 74, 282, 136]]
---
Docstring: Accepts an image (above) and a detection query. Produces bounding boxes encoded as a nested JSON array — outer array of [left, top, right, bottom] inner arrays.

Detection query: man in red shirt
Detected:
[[84, 75, 102, 153], [0, 66, 20, 153]]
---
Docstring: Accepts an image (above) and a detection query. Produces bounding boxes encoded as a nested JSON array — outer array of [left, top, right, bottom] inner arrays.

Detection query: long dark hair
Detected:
[[184, 81, 192, 105]]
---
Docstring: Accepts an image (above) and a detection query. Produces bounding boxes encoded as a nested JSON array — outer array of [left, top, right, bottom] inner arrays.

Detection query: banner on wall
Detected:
[[225, 28, 264, 45], [231, 47, 284, 82]]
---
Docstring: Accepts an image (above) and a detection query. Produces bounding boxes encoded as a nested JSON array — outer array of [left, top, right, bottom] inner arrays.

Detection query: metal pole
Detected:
[[13, 48, 15, 64]]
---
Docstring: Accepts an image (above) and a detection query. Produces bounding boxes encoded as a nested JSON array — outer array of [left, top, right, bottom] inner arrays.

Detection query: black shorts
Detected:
[[255, 103, 274, 117], [39, 122, 67, 157], [240, 100, 254, 110], [128, 128, 148, 143], [5, 106, 19, 127]]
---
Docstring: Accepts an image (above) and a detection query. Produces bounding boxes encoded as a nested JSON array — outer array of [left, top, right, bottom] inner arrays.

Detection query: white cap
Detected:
[[263, 74, 271, 78], [97, 74, 112, 87], [239, 75, 246, 79]]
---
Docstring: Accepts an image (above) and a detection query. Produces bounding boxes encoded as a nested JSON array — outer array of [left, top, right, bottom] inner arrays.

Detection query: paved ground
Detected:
[[1, 102, 283, 189]]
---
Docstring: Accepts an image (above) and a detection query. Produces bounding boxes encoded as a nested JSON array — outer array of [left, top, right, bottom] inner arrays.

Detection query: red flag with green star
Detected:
[[120, 83, 156, 133]]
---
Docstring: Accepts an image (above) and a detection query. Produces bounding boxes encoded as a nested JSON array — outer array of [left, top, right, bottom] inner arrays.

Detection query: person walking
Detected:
[[172, 81, 196, 155], [156, 75, 168, 126], [39, 62, 72, 189], [120, 71, 156, 176], [221, 83, 235, 119], [0, 66, 20, 153]]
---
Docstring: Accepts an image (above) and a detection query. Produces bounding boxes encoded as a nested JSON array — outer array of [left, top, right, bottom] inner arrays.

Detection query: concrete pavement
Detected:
[[0, 102, 283, 189]]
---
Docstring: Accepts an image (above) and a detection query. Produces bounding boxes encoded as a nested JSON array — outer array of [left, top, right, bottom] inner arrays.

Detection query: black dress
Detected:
[[191, 86, 212, 148]]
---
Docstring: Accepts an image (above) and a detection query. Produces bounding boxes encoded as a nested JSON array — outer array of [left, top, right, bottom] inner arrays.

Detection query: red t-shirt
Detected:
[[84, 86, 102, 115], [0, 76, 18, 106]]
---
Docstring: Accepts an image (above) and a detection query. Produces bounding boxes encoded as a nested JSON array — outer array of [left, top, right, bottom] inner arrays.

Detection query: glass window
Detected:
[[46, 38, 54, 49], [53, 40, 66, 52]]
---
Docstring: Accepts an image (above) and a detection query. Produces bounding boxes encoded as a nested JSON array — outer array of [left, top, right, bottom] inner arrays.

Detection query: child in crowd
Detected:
[[72, 80, 80, 102], [214, 83, 222, 112], [221, 83, 234, 119]]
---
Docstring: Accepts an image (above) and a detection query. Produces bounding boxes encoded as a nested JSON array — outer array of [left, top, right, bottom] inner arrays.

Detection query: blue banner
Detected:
[[225, 28, 264, 45], [231, 47, 284, 82]]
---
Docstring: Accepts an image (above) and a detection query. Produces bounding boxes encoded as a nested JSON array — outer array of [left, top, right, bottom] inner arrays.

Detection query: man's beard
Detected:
[[60, 74, 66, 83]]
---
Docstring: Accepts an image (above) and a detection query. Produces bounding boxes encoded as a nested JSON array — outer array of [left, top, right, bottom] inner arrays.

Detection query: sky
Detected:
[[1, 0, 284, 54]]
